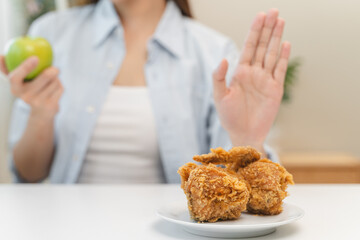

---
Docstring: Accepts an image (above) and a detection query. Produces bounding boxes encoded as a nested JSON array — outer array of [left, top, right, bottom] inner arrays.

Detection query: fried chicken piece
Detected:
[[193, 146, 261, 171], [239, 159, 294, 215], [178, 163, 249, 222], [179, 146, 294, 221]]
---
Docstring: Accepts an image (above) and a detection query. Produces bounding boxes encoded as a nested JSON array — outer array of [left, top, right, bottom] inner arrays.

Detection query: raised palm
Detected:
[[213, 9, 291, 151]]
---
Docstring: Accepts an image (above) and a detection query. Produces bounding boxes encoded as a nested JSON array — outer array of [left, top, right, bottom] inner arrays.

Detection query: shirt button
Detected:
[[73, 155, 79, 161], [86, 105, 95, 113], [106, 62, 114, 69]]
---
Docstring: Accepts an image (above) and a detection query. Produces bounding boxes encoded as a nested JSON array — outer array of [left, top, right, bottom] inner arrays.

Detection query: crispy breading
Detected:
[[228, 147, 261, 171], [239, 159, 294, 215], [192, 147, 229, 164], [192, 146, 261, 171], [178, 147, 294, 222], [178, 163, 249, 222]]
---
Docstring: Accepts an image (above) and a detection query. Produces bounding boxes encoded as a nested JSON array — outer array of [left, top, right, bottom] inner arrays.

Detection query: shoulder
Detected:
[[183, 18, 239, 58], [28, 4, 96, 39]]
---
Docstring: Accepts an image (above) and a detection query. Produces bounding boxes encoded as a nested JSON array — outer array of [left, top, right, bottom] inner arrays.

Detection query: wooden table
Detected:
[[281, 152, 360, 183], [0, 184, 359, 240]]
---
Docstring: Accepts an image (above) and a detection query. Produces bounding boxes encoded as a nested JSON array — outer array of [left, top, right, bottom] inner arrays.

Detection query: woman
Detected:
[[1, 0, 290, 183]]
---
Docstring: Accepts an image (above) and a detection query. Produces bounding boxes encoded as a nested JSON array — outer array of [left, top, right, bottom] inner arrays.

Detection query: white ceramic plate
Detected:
[[157, 201, 304, 238]]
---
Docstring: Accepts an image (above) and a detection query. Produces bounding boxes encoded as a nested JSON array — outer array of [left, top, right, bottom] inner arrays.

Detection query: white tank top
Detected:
[[78, 86, 164, 183]]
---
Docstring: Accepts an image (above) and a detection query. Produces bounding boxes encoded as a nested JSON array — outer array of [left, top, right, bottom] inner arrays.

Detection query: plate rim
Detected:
[[157, 201, 304, 230]]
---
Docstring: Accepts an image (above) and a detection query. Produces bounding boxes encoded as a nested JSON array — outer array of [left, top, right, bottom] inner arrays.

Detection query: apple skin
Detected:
[[4, 37, 53, 82]]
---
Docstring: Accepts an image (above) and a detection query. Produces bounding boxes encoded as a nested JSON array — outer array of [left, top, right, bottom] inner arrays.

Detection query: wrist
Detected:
[[229, 135, 266, 157], [229, 134, 263, 147], [29, 109, 56, 124]]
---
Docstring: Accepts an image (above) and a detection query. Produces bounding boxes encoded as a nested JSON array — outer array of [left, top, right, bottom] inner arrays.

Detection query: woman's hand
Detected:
[[1, 55, 63, 182], [212, 9, 291, 153], [0, 55, 64, 120]]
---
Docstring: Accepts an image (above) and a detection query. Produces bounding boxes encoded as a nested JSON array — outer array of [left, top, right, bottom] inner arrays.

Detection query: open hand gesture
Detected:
[[213, 9, 291, 153]]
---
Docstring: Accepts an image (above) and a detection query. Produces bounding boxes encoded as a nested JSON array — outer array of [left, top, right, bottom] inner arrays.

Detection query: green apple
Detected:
[[4, 37, 53, 82]]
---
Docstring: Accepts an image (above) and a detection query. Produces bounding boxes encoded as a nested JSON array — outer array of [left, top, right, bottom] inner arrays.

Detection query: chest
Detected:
[[113, 33, 149, 86], [50, 32, 213, 183], [54, 31, 209, 121]]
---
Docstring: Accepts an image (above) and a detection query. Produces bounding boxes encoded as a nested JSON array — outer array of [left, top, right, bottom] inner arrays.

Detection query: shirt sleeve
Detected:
[[206, 39, 280, 163], [7, 13, 55, 183]]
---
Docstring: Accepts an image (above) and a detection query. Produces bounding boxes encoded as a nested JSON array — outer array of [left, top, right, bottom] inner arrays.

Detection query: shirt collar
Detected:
[[92, 0, 120, 48], [92, 0, 186, 58], [152, 1, 186, 58]]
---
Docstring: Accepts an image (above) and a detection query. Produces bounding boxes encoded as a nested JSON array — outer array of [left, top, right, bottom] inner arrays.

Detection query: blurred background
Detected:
[[1, 0, 359, 183]]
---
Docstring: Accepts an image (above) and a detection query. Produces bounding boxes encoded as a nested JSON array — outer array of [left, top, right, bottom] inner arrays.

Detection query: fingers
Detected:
[[23, 67, 59, 98], [0, 55, 8, 74], [50, 84, 64, 102], [212, 59, 229, 101], [274, 41, 291, 84], [239, 12, 266, 65], [36, 78, 61, 101], [264, 18, 285, 73], [254, 9, 279, 66], [9, 56, 39, 94], [30, 78, 63, 112]]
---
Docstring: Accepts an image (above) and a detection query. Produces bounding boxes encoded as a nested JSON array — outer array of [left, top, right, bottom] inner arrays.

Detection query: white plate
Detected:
[[157, 201, 304, 239]]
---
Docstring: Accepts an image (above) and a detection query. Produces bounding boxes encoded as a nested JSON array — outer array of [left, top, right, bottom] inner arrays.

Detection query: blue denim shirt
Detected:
[[8, 0, 278, 183]]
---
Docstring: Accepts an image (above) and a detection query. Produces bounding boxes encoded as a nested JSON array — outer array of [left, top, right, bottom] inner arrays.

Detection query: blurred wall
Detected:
[[0, 0, 12, 183], [190, 0, 360, 155]]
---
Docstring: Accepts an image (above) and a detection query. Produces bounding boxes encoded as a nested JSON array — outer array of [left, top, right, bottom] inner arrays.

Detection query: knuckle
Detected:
[[21, 93, 32, 104], [258, 40, 268, 49], [52, 67, 60, 76], [267, 49, 278, 57], [22, 62, 34, 73], [212, 71, 218, 80], [245, 41, 256, 49], [278, 63, 287, 73], [41, 70, 54, 79], [9, 74, 21, 85], [41, 68, 58, 79]]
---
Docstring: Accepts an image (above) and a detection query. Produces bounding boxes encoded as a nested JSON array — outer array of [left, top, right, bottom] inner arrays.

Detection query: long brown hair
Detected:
[[70, 0, 192, 18]]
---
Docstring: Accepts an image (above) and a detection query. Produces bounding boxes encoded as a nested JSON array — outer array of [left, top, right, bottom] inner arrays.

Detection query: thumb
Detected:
[[212, 58, 229, 101], [0, 55, 9, 75]]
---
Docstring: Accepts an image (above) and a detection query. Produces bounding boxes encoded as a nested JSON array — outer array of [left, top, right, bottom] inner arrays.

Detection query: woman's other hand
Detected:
[[1, 55, 63, 182], [212, 9, 291, 153], [0, 55, 64, 120]]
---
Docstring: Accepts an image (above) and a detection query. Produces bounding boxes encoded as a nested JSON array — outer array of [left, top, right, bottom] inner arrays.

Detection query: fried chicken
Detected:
[[178, 146, 294, 222], [239, 159, 294, 215], [178, 163, 249, 222], [193, 146, 261, 171]]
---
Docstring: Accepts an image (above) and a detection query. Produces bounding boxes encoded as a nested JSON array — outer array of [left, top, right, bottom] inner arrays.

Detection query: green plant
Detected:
[[282, 58, 301, 103]]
